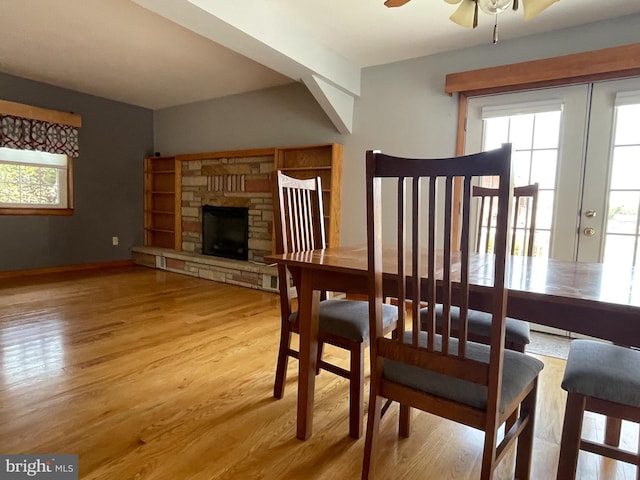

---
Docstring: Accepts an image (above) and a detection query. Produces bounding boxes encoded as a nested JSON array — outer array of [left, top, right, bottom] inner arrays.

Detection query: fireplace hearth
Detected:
[[202, 205, 249, 261]]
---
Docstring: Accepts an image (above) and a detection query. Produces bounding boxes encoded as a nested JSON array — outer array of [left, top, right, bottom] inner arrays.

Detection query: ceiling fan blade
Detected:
[[384, 0, 412, 7], [444, 0, 463, 4], [522, 0, 559, 20], [450, 0, 478, 28]]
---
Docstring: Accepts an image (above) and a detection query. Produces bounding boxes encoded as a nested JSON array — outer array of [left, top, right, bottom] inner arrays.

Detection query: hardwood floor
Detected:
[[0, 266, 637, 479]]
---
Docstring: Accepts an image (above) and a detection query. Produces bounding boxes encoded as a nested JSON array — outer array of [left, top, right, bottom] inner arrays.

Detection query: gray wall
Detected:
[[0, 73, 153, 271], [154, 14, 640, 248], [154, 82, 341, 155]]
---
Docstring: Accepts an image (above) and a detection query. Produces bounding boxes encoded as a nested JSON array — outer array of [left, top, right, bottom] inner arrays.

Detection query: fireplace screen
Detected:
[[202, 205, 249, 261]]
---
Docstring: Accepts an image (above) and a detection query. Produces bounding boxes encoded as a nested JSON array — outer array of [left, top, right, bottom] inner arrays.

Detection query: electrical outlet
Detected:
[[112, 236, 119, 246]]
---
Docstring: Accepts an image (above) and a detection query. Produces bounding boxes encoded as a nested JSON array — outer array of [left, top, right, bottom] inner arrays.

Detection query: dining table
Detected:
[[266, 244, 640, 441]]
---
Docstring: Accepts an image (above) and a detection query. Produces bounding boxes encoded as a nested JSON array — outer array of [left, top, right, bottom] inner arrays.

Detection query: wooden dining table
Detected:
[[266, 244, 640, 441]]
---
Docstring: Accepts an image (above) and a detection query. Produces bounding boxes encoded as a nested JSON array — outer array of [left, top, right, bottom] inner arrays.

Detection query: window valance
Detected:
[[0, 100, 82, 158], [0, 115, 79, 158]]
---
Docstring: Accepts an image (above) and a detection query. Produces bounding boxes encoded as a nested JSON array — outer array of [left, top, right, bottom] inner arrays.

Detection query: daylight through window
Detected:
[[0, 147, 69, 209]]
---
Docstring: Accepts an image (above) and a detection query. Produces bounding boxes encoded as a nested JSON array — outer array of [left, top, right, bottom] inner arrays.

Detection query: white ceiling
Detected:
[[0, 0, 639, 111]]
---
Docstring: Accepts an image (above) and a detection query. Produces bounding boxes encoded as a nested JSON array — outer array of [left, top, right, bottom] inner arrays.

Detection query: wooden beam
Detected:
[[0, 99, 82, 127], [445, 43, 640, 95]]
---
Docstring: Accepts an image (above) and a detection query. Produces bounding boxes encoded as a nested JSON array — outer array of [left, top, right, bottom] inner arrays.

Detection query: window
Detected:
[[0, 147, 70, 209], [0, 99, 81, 216]]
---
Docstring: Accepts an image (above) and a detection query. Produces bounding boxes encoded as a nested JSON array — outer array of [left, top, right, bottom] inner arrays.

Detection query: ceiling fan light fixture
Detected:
[[478, 0, 513, 15], [449, 0, 479, 28]]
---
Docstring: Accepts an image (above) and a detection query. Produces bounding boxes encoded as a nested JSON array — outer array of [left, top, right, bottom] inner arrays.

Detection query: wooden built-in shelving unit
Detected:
[[143, 143, 343, 252], [274, 143, 343, 248], [144, 155, 182, 250]]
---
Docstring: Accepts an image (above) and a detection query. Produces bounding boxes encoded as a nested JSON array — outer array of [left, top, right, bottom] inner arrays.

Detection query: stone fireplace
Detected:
[[180, 154, 273, 263], [134, 143, 340, 293]]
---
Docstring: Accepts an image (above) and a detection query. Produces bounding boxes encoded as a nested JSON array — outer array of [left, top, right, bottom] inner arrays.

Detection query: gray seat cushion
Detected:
[[290, 299, 398, 343], [562, 339, 640, 407], [384, 332, 544, 413], [420, 304, 530, 347]]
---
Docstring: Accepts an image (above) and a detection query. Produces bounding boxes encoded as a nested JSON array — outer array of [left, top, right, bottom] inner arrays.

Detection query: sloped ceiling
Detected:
[[0, 0, 639, 133]]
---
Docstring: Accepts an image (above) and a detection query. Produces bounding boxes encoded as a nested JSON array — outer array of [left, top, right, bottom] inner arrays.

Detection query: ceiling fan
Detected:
[[384, 0, 559, 29]]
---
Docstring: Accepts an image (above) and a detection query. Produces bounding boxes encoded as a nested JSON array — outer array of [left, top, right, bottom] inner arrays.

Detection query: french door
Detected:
[[466, 77, 640, 265]]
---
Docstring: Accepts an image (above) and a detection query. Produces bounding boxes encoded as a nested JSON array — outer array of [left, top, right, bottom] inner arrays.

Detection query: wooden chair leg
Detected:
[[514, 380, 538, 480], [556, 392, 586, 480], [316, 340, 325, 375], [481, 421, 500, 480], [349, 343, 365, 439], [362, 387, 383, 480], [273, 325, 292, 399], [399, 404, 412, 438]]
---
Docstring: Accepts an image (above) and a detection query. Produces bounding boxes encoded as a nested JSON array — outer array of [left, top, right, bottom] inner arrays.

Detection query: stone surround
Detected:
[[180, 154, 274, 263], [131, 246, 278, 293]]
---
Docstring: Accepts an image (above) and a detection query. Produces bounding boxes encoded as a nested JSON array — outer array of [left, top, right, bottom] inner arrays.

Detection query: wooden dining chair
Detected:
[[474, 183, 539, 257], [363, 144, 544, 479], [272, 171, 398, 439], [422, 183, 539, 353], [557, 339, 640, 479]]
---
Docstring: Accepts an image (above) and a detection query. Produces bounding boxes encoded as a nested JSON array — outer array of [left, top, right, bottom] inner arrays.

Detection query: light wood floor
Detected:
[[1, 266, 637, 479]]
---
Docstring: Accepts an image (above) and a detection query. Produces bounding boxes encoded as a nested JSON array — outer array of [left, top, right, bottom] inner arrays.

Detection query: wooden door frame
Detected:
[[447, 43, 640, 247]]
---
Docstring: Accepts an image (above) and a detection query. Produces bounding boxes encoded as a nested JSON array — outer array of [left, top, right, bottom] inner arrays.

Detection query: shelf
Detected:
[[150, 170, 175, 174], [151, 190, 176, 195], [145, 227, 174, 234], [147, 210, 175, 215], [278, 166, 332, 171]]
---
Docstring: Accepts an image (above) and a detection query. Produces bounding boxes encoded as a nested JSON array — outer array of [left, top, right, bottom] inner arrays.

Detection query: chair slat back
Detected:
[[274, 171, 327, 256], [366, 144, 512, 401], [474, 182, 538, 256], [273, 171, 327, 314]]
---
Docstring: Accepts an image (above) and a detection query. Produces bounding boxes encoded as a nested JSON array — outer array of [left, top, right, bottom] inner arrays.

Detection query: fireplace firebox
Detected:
[[202, 205, 249, 261]]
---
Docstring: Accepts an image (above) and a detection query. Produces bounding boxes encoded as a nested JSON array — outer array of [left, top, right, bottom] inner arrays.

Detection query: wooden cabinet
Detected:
[[274, 143, 343, 248], [144, 156, 182, 250]]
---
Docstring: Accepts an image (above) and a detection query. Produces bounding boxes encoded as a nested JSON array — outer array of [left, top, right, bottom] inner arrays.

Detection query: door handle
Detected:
[[583, 227, 596, 236], [585, 210, 597, 218]]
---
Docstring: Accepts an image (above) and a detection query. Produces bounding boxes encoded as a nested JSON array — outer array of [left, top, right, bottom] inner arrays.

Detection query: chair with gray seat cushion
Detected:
[[420, 183, 538, 353], [421, 304, 530, 352], [557, 339, 640, 479], [362, 145, 543, 480], [272, 171, 398, 439]]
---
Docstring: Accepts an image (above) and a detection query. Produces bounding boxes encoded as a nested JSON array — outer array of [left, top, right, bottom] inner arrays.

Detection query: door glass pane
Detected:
[[481, 109, 561, 257], [610, 146, 640, 190], [483, 117, 509, 150], [603, 234, 636, 265], [533, 230, 551, 258], [533, 111, 561, 149], [602, 103, 640, 265], [512, 150, 532, 187], [509, 114, 534, 151], [615, 104, 640, 145], [536, 191, 554, 230], [530, 150, 557, 189], [607, 191, 639, 234]]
